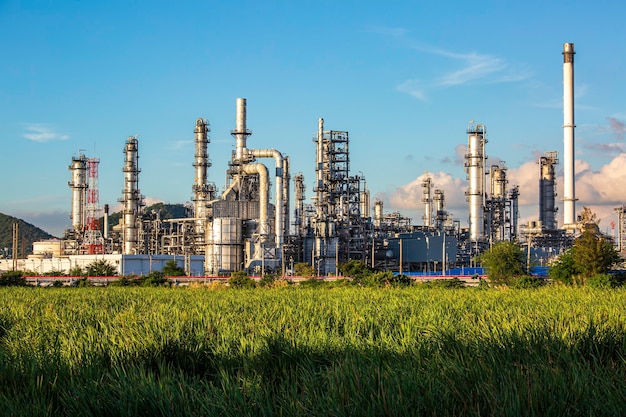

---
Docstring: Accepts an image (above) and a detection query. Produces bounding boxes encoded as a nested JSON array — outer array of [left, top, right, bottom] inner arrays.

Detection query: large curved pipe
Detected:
[[241, 163, 269, 237], [249, 148, 284, 249]]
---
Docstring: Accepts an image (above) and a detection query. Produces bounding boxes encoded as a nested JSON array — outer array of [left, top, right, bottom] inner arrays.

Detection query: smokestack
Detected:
[[563, 42, 576, 227], [104, 203, 109, 239]]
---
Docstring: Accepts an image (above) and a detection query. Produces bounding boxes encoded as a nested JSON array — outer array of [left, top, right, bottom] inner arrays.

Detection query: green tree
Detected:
[[228, 271, 256, 289], [571, 226, 621, 281], [294, 262, 315, 277], [548, 250, 580, 285], [0, 270, 26, 286], [479, 241, 525, 286], [162, 260, 186, 276], [339, 259, 371, 281], [85, 260, 117, 277]]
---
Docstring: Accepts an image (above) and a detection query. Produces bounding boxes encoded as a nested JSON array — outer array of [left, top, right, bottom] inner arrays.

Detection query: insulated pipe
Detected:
[[241, 163, 269, 236], [249, 148, 284, 249], [562, 43, 576, 227]]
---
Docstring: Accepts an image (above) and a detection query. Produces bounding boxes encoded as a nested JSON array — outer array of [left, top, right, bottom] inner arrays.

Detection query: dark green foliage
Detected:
[[228, 271, 256, 289], [85, 260, 117, 277], [512, 275, 545, 289], [71, 277, 92, 287], [420, 277, 465, 289], [51, 280, 64, 288], [0, 270, 26, 286], [258, 274, 276, 288], [586, 273, 623, 289], [69, 266, 85, 277], [571, 228, 622, 279], [0, 213, 56, 256], [361, 271, 413, 287], [298, 278, 326, 288], [42, 270, 66, 276], [479, 241, 526, 286], [161, 260, 186, 276], [339, 259, 371, 281], [548, 250, 579, 285], [140, 271, 170, 287], [294, 262, 315, 277]]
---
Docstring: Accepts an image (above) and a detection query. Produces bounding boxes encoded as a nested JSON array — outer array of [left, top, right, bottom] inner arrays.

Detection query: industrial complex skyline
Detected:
[[1, 1, 625, 238]]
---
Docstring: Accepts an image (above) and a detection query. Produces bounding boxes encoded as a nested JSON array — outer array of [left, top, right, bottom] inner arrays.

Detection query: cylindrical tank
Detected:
[[465, 123, 487, 241], [205, 218, 243, 274], [68, 154, 88, 231]]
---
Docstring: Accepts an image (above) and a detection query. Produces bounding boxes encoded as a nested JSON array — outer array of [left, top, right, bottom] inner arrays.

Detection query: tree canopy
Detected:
[[479, 241, 526, 286]]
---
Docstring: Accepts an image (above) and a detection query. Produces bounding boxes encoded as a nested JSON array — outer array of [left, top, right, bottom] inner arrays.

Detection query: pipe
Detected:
[[249, 148, 284, 249], [563, 43, 576, 227], [241, 163, 269, 237]]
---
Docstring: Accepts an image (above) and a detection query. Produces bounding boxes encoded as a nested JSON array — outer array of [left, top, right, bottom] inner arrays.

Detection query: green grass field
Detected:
[[1, 286, 625, 416]]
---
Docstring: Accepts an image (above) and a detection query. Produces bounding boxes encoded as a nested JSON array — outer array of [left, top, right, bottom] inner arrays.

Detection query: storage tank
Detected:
[[205, 218, 243, 274]]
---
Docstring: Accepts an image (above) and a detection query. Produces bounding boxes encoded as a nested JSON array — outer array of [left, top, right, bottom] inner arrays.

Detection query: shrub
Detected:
[[420, 278, 465, 289], [228, 271, 256, 289], [140, 271, 170, 287], [587, 273, 621, 289], [258, 274, 276, 288], [0, 270, 26, 287], [512, 275, 545, 289]]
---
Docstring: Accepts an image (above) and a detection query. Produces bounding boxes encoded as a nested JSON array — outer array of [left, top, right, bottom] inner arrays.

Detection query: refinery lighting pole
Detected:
[[562, 42, 576, 228]]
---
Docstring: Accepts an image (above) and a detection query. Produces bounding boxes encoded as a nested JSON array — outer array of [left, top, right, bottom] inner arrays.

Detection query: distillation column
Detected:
[[121, 136, 142, 254], [563, 43, 576, 228], [68, 153, 88, 231], [294, 172, 306, 237], [422, 176, 433, 228], [192, 118, 215, 235], [465, 123, 487, 241], [539, 151, 559, 230], [434, 189, 446, 231]]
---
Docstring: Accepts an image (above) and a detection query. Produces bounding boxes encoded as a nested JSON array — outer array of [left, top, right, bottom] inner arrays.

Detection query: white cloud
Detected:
[[23, 124, 69, 142], [396, 79, 427, 101], [384, 152, 626, 230]]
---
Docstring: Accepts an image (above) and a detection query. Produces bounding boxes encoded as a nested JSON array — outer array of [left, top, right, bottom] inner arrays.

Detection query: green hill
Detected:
[[0, 213, 56, 257], [105, 203, 189, 228]]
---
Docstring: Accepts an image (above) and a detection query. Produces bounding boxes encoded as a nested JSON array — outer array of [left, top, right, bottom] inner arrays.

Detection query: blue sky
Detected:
[[1, 0, 625, 237]]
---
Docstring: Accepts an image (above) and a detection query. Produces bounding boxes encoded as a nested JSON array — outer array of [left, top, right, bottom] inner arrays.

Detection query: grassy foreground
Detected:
[[1, 286, 625, 416]]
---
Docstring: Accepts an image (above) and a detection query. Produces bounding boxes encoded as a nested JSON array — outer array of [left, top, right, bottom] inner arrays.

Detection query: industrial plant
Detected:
[[3, 43, 621, 277]]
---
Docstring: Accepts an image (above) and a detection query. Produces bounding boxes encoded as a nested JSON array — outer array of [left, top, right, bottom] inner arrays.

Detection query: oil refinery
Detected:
[[3, 43, 622, 277]]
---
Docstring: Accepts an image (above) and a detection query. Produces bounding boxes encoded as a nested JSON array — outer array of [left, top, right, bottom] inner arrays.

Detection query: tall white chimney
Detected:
[[563, 42, 576, 228]]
